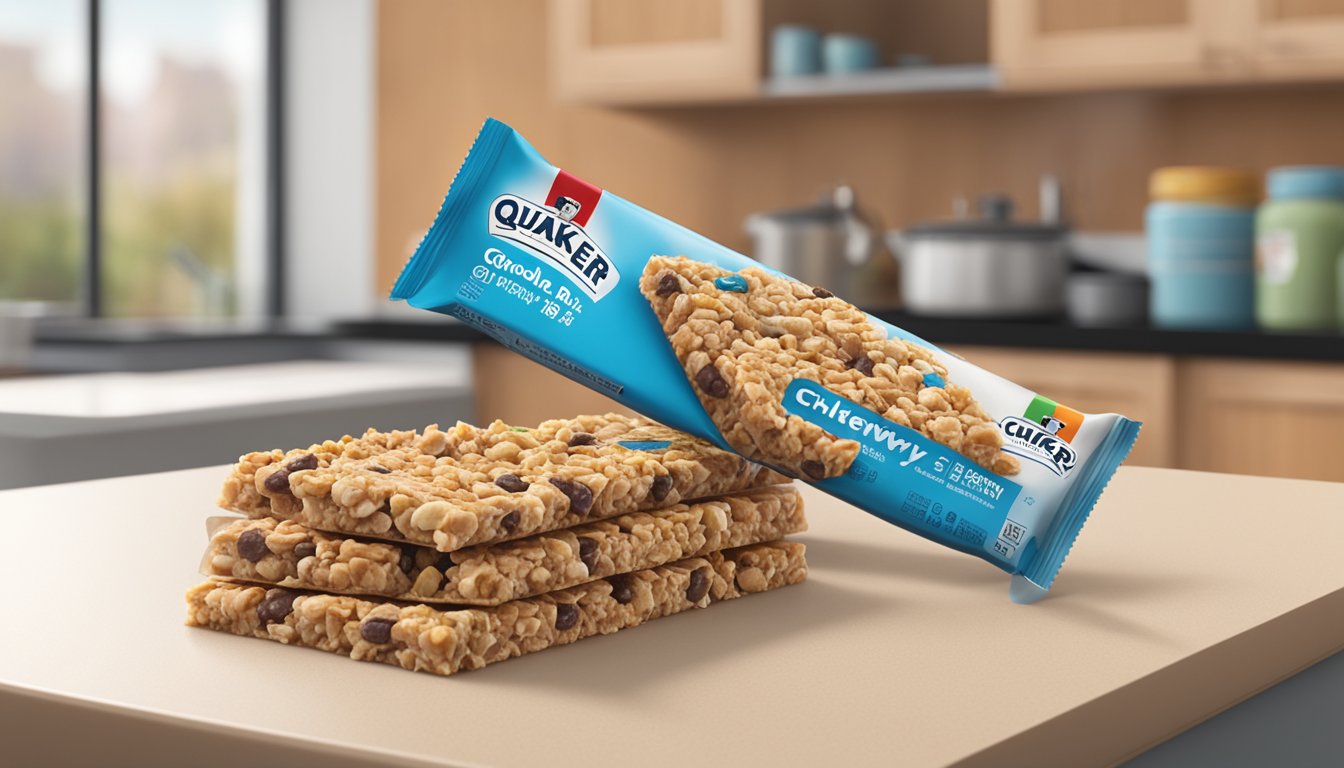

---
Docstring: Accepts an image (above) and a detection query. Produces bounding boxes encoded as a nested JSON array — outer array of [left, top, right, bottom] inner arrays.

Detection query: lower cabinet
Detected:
[[472, 344, 634, 427], [472, 343, 1344, 482], [1178, 357, 1344, 482], [949, 346, 1177, 468]]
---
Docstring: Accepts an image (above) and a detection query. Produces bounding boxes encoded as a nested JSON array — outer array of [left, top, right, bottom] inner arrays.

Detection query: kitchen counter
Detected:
[[0, 360, 473, 489], [2, 466, 1341, 767], [30, 314, 1344, 373], [335, 315, 1344, 363]]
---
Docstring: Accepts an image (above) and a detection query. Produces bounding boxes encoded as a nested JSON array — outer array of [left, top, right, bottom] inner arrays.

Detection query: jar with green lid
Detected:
[[1256, 166, 1344, 331]]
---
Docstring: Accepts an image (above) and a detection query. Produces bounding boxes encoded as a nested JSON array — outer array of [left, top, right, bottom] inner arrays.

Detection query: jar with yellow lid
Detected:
[[1147, 167, 1259, 329]]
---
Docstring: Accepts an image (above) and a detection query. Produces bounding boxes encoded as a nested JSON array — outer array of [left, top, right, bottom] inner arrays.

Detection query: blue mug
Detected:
[[823, 34, 878, 74], [770, 25, 821, 77]]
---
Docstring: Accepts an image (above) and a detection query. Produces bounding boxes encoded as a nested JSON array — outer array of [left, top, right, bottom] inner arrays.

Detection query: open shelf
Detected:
[[761, 64, 999, 100]]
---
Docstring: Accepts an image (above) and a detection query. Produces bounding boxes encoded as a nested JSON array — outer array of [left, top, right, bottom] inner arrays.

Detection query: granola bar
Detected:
[[640, 256, 1019, 480], [204, 485, 805, 605], [186, 541, 806, 677], [218, 413, 789, 552], [387, 119, 1141, 600]]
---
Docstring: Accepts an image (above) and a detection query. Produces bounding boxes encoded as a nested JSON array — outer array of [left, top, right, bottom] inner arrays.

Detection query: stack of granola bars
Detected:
[[186, 414, 807, 676]]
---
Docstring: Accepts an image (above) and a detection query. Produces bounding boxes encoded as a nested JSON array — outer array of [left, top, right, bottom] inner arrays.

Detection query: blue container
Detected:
[[770, 25, 821, 78], [1147, 202, 1257, 329]]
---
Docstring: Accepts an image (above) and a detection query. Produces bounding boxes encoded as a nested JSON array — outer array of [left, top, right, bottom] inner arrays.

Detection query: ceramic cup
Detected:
[[823, 34, 878, 74], [770, 25, 821, 77]]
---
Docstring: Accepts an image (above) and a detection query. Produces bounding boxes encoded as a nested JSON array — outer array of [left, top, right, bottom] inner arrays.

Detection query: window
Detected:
[[0, 1, 85, 310], [0, 0, 276, 319]]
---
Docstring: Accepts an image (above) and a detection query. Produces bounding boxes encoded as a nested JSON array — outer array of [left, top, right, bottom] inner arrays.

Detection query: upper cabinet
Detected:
[[991, 0, 1229, 88], [1246, 0, 1344, 79], [548, 0, 996, 105], [993, 0, 1344, 89], [548, 0, 1344, 104], [548, 0, 761, 104]]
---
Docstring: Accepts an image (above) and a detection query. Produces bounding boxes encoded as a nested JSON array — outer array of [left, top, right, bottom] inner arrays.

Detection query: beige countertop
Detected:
[[2, 465, 1342, 767]]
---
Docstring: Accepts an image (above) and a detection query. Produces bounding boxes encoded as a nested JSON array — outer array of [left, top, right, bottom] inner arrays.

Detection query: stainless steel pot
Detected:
[[745, 186, 899, 309], [888, 196, 1067, 318]]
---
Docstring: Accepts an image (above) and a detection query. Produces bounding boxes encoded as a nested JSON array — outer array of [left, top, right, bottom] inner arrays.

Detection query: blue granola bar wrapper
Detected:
[[392, 118, 1140, 602]]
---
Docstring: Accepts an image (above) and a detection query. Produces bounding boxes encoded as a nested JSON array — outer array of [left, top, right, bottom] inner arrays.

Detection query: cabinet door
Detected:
[[472, 344, 635, 426], [991, 0, 1240, 89], [1245, 0, 1344, 79], [1179, 358, 1344, 482], [548, 0, 760, 104], [948, 347, 1177, 468]]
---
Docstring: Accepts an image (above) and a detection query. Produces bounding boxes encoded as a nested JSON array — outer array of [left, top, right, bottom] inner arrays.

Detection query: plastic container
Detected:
[[1256, 166, 1344, 331], [1146, 167, 1259, 329]]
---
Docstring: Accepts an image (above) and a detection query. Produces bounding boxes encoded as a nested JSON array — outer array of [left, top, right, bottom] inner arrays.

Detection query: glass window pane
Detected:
[[0, 0, 86, 309], [101, 0, 267, 318]]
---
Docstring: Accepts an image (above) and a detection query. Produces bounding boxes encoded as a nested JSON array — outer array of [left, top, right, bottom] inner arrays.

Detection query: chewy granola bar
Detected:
[[640, 256, 1019, 480], [218, 413, 789, 552], [187, 541, 806, 677], [387, 119, 1141, 600], [204, 485, 805, 605]]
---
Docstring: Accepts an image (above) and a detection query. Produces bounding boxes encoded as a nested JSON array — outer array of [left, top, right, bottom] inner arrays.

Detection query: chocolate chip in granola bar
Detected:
[[567, 432, 596, 447], [846, 355, 875, 376], [650, 474, 673, 502], [256, 588, 298, 625], [398, 547, 416, 575], [577, 537, 599, 572], [494, 473, 529, 493], [554, 603, 579, 631], [434, 552, 455, 571], [293, 541, 317, 560], [695, 364, 729, 398], [812, 286, 834, 299], [236, 529, 270, 563], [549, 478, 594, 515], [500, 510, 520, 532], [654, 271, 681, 297], [367, 464, 391, 474], [360, 618, 395, 644], [800, 460, 827, 480], [686, 567, 711, 603], [286, 453, 318, 472], [608, 575, 635, 605], [262, 468, 292, 494]]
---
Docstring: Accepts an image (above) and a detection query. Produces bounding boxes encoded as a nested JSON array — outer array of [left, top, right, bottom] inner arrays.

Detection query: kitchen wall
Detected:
[[286, 0, 377, 320], [376, 0, 1344, 295]]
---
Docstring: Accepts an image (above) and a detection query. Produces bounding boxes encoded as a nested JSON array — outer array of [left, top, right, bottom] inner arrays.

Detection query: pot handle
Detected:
[[885, 230, 906, 261], [844, 216, 873, 266], [834, 186, 876, 267]]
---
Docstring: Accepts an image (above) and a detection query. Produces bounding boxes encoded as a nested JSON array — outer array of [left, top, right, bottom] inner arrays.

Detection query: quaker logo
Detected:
[[999, 416, 1079, 477], [488, 192, 618, 301]]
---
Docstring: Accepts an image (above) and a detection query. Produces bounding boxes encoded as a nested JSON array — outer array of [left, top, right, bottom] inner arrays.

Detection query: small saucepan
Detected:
[[887, 196, 1068, 318]]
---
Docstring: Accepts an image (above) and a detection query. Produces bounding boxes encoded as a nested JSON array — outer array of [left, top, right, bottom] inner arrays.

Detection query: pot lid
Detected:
[[904, 195, 1066, 240]]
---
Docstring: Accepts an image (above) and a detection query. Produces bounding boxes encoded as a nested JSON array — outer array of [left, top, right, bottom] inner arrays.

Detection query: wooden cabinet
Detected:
[[472, 344, 634, 426], [1178, 357, 1344, 482], [473, 341, 1344, 482], [548, 0, 761, 104], [993, 0, 1344, 89], [949, 346, 1177, 468], [992, 0, 1227, 89], [1246, 0, 1344, 80]]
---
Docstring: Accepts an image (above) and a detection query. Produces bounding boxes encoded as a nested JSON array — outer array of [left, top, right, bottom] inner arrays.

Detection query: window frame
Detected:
[[81, 0, 284, 319]]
